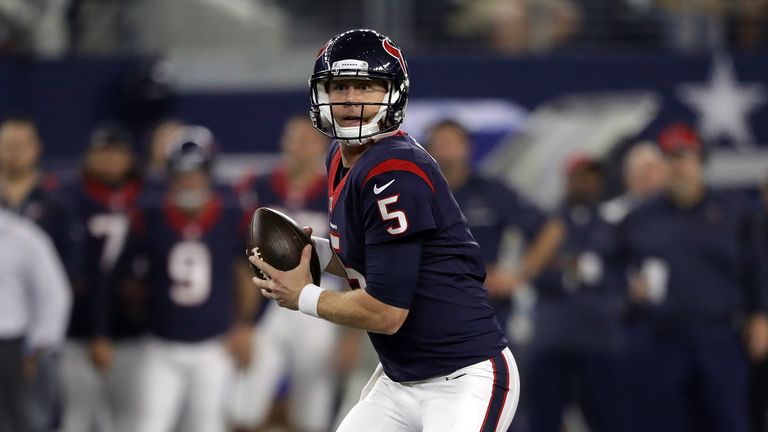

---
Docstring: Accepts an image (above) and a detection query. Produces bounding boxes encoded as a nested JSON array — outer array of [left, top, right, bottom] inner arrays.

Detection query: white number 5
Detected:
[[377, 195, 408, 235]]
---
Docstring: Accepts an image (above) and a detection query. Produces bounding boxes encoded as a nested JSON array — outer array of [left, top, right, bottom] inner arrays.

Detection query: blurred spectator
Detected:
[[728, 0, 768, 49], [601, 141, 669, 224], [451, 0, 581, 54], [0, 115, 76, 271], [619, 123, 768, 432], [229, 115, 340, 432], [0, 207, 71, 432], [144, 118, 184, 184], [424, 119, 561, 336], [0, 0, 70, 56], [655, 0, 729, 51], [527, 156, 623, 432], [59, 125, 145, 432], [119, 126, 252, 432]]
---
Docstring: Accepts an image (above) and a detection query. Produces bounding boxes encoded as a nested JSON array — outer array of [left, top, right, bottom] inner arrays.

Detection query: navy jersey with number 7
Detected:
[[326, 132, 507, 382]]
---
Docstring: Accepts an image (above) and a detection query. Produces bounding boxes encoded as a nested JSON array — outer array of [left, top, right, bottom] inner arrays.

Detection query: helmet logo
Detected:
[[382, 39, 407, 75], [316, 41, 330, 59]]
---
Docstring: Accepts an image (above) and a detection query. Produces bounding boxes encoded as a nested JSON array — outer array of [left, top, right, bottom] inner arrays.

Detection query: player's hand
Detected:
[[89, 337, 114, 371], [227, 323, 254, 369], [746, 314, 768, 362], [22, 352, 39, 382], [485, 267, 522, 298], [303, 226, 313, 237], [250, 245, 313, 310], [628, 275, 651, 304]]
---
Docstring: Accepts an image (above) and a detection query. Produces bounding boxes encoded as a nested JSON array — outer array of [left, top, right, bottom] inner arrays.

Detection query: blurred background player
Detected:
[[230, 115, 342, 432], [0, 114, 76, 270], [0, 114, 76, 430], [0, 207, 71, 432], [526, 156, 623, 432], [619, 123, 768, 432], [118, 126, 253, 432], [144, 118, 185, 185], [58, 125, 145, 432]]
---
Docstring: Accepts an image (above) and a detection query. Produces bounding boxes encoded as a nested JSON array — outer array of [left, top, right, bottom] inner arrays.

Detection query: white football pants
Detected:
[[59, 339, 143, 432], [337, 347, 519, 432], [134, 337, 231, 432], [227, 302, 339, 432]]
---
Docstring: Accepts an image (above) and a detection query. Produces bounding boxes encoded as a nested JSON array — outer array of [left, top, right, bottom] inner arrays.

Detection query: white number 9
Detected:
[[168, 240, 212, 306]]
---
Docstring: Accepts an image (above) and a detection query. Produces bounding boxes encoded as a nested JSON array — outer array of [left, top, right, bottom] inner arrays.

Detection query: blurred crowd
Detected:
[[2, 111, 768, 432], [0, 0, 767, 57]]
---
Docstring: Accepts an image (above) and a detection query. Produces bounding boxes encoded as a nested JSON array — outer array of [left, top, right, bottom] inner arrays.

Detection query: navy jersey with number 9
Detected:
[[125, 190, 245, 342]]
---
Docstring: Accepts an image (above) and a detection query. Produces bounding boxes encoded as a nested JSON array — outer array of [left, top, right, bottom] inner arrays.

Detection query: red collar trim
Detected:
[[163, 194, 223, 237], [272, 166, 327, 204], [84, 179, 142, 209], [327, 147, 350, 212]]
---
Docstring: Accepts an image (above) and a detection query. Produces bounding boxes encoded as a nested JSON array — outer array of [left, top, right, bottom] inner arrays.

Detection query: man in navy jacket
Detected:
[[620, 123, 768, 432]]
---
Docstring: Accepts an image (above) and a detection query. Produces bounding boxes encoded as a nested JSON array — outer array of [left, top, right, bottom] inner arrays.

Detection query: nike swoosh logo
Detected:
[[373, 179, 396, 195]]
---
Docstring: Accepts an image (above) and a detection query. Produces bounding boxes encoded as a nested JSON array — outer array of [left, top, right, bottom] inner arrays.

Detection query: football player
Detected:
[[59, 125, 145, 432], [250, 29, 519, 432], [120, 126, 252, 432], [229, 115, 341, 432], [526, 156, 623, 432], [619, 124, 768, 432]]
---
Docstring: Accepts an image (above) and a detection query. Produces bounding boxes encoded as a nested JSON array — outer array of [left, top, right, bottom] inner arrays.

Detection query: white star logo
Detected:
[[677, 54, 767, 152]]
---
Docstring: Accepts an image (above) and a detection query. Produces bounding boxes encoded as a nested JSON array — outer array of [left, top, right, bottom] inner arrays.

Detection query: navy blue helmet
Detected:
[[309, 29, 409, 145], [165, 125, 216, 174]]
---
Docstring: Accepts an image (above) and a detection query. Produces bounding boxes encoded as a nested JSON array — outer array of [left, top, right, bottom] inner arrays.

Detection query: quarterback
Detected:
[[251, 29, 519, 431]]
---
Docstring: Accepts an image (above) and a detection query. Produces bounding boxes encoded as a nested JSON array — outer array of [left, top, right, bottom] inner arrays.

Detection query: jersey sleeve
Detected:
[[360, 161, 437, 245]]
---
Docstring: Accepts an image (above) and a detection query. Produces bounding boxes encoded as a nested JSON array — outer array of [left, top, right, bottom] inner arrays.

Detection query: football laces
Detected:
[[251, 247, 270, 280]]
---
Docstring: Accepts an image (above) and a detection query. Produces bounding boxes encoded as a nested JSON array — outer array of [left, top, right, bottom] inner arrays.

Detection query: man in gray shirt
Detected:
[[0, 207, 71, 431]]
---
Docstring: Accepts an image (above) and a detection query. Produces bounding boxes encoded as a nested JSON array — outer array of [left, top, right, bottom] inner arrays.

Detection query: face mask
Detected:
[[173, 189, 210, 211]]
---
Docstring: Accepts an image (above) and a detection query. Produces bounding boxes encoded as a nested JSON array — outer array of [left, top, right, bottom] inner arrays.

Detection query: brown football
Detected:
[[247, 207, 322, 286]]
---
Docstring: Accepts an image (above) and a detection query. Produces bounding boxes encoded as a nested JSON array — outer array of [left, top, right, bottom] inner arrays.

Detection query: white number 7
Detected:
[[377, 195, 408, 235]]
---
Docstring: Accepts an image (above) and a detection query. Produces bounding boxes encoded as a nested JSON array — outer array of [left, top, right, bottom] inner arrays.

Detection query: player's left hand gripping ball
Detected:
[[247, 207, 322, 287]]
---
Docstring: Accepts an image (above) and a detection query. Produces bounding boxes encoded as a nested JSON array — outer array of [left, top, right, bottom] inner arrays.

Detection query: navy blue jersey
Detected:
[[620, 190, 767, 334], [65, 178, 145, 339], [128, 188, 246, 342], [326, 132, 507, 382], [532, 204, 624, 352], [237, 166, 328, 236]]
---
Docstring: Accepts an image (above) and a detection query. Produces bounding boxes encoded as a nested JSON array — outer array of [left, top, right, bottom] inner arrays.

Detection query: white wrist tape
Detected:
[[298, 283, 325, 317], [312, 236, 333, 271]]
